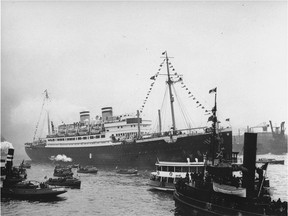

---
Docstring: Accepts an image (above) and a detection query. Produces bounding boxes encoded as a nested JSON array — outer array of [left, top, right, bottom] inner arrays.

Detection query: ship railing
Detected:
[[142, 127, 209, 139]]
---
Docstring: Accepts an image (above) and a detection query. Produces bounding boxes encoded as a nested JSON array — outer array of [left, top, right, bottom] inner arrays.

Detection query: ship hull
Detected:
[[25, 131, 232, 168]]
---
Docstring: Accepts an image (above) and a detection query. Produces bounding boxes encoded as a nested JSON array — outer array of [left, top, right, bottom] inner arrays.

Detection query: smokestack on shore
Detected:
[[242, 132, 257, 197]]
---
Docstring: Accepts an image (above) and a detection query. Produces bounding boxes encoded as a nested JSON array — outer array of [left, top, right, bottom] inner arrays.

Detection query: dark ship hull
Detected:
[[25, 131, 232, 168], [1, 187, 67, 199], [174, 189, 276, 216]]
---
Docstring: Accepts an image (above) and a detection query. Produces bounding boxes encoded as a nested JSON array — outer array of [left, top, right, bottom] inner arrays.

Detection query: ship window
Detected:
[[90, 136, 94, 139], [78, 137, 82, 140], [96, 136, 100, 139], [156, 166, 161, 171], [182, 167, 188, 173], [83, 137, 87, 140], [168, 166, 174, 172], [161, 166, 167, 171], [175, 167, 181, 172], [101, 135, 105, 138], [190, 167, 198, 173]]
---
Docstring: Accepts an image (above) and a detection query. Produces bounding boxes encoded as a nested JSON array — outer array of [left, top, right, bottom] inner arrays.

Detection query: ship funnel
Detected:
[[5, 148, 14, 176], [242, 132, 257, 198], [102, 107, 113, 121], [80, 111, 90, 124]]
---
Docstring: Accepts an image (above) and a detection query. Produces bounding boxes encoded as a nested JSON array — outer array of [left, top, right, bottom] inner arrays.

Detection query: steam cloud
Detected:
[[49, 154, 72, 162]]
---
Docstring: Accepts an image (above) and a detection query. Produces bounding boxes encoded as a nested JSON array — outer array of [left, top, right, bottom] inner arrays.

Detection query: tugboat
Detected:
[[2, 180, 67, 199], [173, 96, 287, 215], [148, 160, 204, 192], [1, 147, 67, 199]]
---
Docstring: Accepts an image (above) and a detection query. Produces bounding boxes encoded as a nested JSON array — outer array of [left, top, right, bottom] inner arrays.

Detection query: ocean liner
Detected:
[[25, 52, 232, 168]]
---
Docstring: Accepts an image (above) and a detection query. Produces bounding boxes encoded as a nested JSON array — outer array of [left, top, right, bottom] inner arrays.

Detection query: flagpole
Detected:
[[257, 163, 268, 197], [212, 88, 217, 165]]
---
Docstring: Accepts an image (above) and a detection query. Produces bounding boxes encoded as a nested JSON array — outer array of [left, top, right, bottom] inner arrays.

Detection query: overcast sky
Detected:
[[1, 1, 287, 157]]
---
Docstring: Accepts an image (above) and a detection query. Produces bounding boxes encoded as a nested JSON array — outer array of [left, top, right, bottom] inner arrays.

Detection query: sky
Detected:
[[1, 1, 287, 158]]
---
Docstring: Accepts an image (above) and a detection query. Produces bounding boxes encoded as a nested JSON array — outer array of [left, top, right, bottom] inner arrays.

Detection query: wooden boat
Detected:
[[1, 180, 67, 199], [116, 168, 138, 175], [148, 160, 204, 192], [45, 177, 81, 189], [19, 160, 31, 169], [256, 158, 284, 165], [53, 165, 73, 177], [77, 166, 98, 174], [212, 182, 246, 197], [78, 126, 89, 136]]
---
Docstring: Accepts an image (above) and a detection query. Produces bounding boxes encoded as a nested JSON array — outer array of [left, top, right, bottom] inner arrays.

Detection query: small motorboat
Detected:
[[1, 180, 67, 199], [77, 166, 98, 174], [45, 176, 81, 189], [116, 169, 138, 175], [256, 158, 284, 165]]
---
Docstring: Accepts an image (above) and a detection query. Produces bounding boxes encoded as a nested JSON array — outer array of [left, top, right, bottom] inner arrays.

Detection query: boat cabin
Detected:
[[149, 160, 204, 191]]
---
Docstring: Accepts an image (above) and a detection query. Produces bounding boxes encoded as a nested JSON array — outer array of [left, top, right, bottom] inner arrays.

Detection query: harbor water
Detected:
[[1, 154, 288, 216]]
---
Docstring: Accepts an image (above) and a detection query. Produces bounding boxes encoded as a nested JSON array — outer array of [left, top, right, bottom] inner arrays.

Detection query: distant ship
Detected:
[[233, 121, 287, 155], [25, 52, 232, 168]]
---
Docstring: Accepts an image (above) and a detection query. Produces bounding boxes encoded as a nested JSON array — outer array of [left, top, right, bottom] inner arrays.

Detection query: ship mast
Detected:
[[211, 89, 217, 165], [45, 90, 51, 136], [165, 52, 176, 132], [33, 90, 50, 141]]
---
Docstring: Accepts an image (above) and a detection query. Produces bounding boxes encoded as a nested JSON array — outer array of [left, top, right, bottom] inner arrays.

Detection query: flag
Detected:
[[261, 162, 268, 170], [209, 87, 217, 94], [150, 75, 155, 80], [162, 51, 166, 55], [225, 118, 230, 121], [44, 89, 49, 99], [207, 115, 214, 122]]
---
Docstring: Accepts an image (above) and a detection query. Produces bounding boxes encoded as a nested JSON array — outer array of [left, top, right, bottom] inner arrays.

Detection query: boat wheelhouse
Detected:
[[148, 160, 204, 192]]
